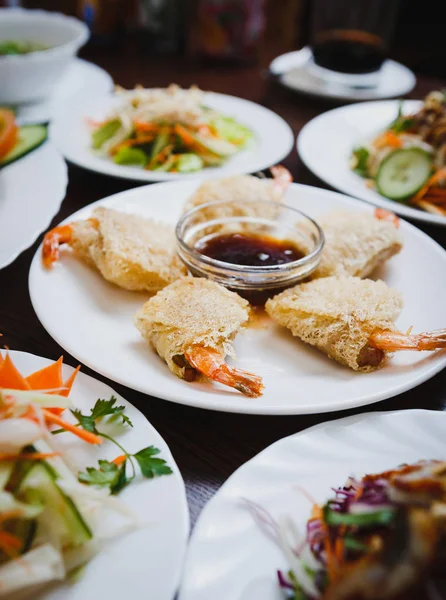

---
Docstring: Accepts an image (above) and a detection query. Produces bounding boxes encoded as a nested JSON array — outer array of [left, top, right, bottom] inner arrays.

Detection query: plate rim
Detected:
[[48, 90, 295, 182], [0, 142, 68, 270], [29, 180, 446, 415], [178, 408, 445, 598], [5, 348, 190, 600], [297, 99, 446, 226]]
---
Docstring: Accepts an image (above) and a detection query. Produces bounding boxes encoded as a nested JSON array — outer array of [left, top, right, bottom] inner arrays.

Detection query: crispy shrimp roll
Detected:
[[42, 207, 187, 293], [309, 208, 402, 280], [266, 276, 446, 372], [182, 166, 292, 220], [134, 277, 264, 397]]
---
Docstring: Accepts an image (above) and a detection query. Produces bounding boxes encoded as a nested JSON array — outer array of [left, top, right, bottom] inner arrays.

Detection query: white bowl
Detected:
[[0, 8, 89, 104]]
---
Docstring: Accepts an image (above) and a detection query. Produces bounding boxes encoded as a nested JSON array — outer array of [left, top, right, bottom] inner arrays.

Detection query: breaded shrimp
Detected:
[[134, 277, 263, 396], [42, 207, 187, 293], [266, 276, 445, 372], [305, 208, 402, 280]]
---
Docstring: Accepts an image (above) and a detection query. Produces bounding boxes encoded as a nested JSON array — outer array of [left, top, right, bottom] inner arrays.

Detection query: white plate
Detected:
[[29, 181, 446, 415], [297, 100, 446, 226], [49, 91, 294, 181], [0, 142, 67, 269], [270, 48, 416, 102], [6, 350, 189, 600], [179, 409, 446, 600], [16, 59, 114, 126]]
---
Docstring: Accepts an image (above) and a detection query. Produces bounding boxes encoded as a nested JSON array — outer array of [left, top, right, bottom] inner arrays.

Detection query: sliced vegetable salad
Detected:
[[350, 90, 446, 217], [248, 460, 446, 599], [90, 84, 254, 173], [0, 353, 171, 596]]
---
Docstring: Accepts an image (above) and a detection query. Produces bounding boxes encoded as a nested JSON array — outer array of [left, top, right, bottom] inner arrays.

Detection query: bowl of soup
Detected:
[[0, 8, 89, 104]]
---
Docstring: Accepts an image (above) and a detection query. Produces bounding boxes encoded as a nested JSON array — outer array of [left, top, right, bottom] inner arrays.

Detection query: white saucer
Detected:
[[269, 47, 416, 102], [16, 58, 114, 125]]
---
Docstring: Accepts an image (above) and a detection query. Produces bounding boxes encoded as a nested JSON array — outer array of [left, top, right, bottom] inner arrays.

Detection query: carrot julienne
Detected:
[[42, 409, 103, 445]]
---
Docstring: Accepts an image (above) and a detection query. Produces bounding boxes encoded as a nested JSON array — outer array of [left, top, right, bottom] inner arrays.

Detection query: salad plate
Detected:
[[178, 409, 446, 600], [297, 99, 446, 226], [49, 89, 294, 181], [29, 181, 446, 415], [15, 59, 114, 126], [1, 350, 189, 600], [0, 141, 67, 269]]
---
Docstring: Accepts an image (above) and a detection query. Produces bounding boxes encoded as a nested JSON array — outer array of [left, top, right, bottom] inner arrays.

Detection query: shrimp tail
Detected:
[[42, 218, 99, 268], [185, 346, 264, 397], [270, 165, 292, 198], [374, 207, 400, 228], [42, 224, 73, 268], [369, 328, 446, 352]]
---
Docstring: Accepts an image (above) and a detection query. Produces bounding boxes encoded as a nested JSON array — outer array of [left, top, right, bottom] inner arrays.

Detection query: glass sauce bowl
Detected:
[[176, 199, 325, 304]]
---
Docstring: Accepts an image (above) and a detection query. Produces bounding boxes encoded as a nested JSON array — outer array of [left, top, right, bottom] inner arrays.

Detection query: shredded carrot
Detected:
[[43, 407, 66, 416], [0, 510, 23, 524], [373, 130, 402, 150], [0, 452, 60, 461], [0, 353, 31, 390], [174, 124, 199, 149], [112, 454, 126, 466], [311, 504, 323, 520], [133, 121, 160, 134], [111, 135, 156, 155], [323, 536, 337, 582], [0, 531, 22, 557], [412, 167, 446, 203], [43, 409, 102, 445]]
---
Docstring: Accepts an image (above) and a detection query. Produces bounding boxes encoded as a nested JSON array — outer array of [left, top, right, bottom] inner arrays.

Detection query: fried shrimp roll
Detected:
[[309, 208, 402, 280], [42, 207, 187, 293], [182, 166, 292, 220], [134, 277, 264, 396], [266, 276, 444, 372]]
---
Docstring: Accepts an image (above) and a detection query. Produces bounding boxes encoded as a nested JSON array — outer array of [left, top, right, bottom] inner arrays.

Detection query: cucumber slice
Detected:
[[14, 461, 93, 548], [0, 125, 47, 168], [376, 148, 432, 201]]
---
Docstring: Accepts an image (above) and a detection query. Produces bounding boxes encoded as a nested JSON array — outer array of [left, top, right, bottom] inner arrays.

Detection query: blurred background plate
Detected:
[[0, 142, 67, 269], [270, 49, 416, 102], [49, 90, 295, 181], [179, 409, 446, 600], [297, 99, 446, 226], [16, 58, 114, 125]]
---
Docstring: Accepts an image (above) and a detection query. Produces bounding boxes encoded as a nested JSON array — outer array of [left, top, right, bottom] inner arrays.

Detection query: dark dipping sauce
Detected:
[[194, 232, 306, 305], [195, 232, 304, 267]]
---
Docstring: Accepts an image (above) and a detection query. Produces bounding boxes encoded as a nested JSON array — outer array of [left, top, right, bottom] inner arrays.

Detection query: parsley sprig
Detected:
[[69, 397, 172, 495]]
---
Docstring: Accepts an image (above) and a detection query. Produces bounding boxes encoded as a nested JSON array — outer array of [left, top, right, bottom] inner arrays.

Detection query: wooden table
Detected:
[[1, 46, 445, 526]]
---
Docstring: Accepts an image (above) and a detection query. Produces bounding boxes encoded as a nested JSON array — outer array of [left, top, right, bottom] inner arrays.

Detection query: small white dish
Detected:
[[0, 8, 89, 104], [0, 141, 67, 270], [5, 350, 189, 600], [178, 409, 446, 600], [269, 47, 416, 102], [297, 99, 446, 226], [29, 181, 446, 415], [16, 58, 114, 126], [49, 90, 294, 182]]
